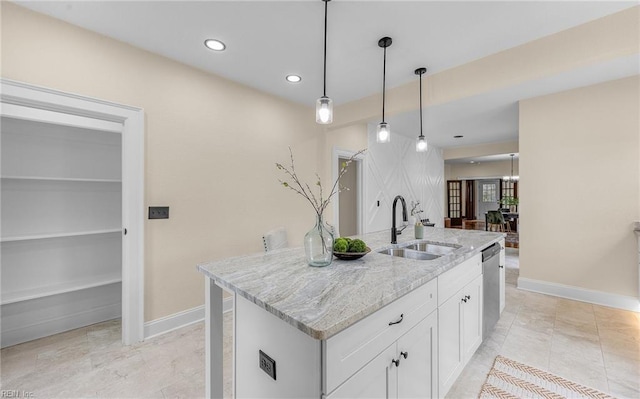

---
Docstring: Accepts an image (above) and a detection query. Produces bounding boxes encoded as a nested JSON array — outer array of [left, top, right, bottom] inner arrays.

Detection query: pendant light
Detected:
[[316, 0, 333, 124], [415, 67, 428, 152], [376, 37, 392, 143], [503, 154, 520, 182]]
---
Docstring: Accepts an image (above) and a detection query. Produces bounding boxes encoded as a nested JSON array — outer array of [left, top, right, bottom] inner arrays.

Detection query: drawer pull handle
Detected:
[[388, 314, 404, 326], [400, 351, 408, 359], [499, 265, 504, 269], [391, 358, 400, 367]]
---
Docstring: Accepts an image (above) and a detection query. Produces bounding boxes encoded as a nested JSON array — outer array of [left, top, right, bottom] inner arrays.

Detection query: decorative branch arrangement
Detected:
[[276, 147, 367, 218], [410, 200, 424, 224]]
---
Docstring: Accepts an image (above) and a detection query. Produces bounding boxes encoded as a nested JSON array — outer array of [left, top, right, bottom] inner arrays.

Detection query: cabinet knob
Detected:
[[465, 295, 471, 300], [391, 358, 400, 367], [499, 265, 504, 269], [400, 351, 408, 359], [388, 314, 404, 326], [462, 297, 467, 303]]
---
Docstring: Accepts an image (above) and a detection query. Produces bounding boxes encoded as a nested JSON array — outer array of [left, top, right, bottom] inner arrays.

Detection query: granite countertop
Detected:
[[197, 227, 504, 340]]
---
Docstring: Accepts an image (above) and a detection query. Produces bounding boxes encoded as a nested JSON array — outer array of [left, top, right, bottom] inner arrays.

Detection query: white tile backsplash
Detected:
[[365, 126, 444, 234]]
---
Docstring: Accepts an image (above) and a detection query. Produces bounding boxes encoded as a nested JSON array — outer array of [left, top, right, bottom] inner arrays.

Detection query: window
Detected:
[[447, 180, 462, 218], [482, 183, 497, 203], [501, 181, 517, 200]]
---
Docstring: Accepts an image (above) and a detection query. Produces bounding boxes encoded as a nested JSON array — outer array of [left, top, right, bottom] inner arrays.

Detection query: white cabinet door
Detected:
[[462, 274, 483, 363], [397, 311, 438, 399], [327, 345, 397, 399], [499, 261, 506, 314], [438, 290, 463, 396]]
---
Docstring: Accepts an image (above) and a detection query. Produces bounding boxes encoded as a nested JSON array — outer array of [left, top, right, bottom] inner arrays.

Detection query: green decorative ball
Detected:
[[348, 239, 367, 253], [333, 238, 349, 252]]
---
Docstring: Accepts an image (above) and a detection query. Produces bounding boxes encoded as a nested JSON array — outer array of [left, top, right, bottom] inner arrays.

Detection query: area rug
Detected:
[[478, 355, 616, 399]]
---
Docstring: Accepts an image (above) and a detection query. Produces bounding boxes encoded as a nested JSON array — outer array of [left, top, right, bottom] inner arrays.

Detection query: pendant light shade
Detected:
[[316, 0, 333, 125], [415, 67, 428, 152], [316, 96, 333, 124], [376, 37, 392, 143]]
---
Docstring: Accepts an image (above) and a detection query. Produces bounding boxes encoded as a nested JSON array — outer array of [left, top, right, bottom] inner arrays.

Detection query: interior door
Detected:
[[476, 179, 500, 222]]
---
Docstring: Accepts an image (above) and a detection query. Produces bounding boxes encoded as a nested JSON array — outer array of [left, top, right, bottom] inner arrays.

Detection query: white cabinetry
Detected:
[[328, 311, 438, 399], [1, 106, 123, 347], [438, 254, 483, 397], [499, 238, 506, 313]]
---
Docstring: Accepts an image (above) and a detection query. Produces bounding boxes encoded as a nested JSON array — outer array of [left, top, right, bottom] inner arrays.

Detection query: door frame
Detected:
[[332, 147, 365, 236], [1, 79, 145, 345]]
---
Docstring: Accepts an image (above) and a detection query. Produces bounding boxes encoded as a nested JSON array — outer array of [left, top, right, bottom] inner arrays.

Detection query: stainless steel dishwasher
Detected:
[[482, 243, 501, 339]]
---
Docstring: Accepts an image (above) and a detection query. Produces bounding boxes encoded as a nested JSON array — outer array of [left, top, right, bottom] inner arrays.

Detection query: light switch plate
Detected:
[[149, 206, 169, 219]]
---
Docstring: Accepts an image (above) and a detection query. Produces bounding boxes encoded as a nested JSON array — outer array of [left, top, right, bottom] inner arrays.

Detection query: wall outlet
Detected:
[[148, 206, 169, 219], [259, 350, 276, 380]]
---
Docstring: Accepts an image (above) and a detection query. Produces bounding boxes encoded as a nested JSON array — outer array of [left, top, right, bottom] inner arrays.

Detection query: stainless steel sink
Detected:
[[377, 248, 441, 260], [403, 242, 457, 255], [377, 241, 460, 261]]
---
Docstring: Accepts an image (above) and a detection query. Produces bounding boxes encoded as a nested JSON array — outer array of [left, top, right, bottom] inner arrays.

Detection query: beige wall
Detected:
[[1, 3, 342, 321], [519, 76, 639, 298], [333, 6, 639, 127], [322, 124, 368, 225], [444, 141, 519, 161], [445, 159, 519, 181]]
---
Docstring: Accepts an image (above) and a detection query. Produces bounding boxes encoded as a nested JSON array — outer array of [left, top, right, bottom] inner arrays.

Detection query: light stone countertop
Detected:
[[197, 227, 504, 340]]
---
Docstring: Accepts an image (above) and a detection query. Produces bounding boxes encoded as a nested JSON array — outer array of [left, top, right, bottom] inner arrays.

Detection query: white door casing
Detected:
[[1, 79, 145, 345], [332, 148, 365, 236]]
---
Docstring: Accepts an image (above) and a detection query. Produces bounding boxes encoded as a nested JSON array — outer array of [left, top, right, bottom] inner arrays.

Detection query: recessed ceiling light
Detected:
[[204, 39, 226, 51], [286, 75, 302, 83], [470, 161, 476, 164], [454, 135, 464, 138]]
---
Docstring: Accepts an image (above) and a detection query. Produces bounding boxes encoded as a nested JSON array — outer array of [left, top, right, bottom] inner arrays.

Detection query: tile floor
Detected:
[[1, 248, 638, 398]]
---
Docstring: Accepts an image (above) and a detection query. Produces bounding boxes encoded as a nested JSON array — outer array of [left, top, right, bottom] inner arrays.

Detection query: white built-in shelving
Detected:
[[2, 176, 122, 183], [1, 104, 124, 347], [1, 228, 122, 243]]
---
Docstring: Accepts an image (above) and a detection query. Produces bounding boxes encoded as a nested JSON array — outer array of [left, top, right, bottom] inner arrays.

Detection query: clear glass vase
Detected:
[[304, 213, 335, 267]]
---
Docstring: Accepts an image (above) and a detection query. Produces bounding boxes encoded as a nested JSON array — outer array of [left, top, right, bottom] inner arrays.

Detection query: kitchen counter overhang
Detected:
[[197, 227, 504, 340]]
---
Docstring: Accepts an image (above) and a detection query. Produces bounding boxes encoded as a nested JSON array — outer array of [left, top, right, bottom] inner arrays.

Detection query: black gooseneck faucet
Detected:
[[391, 195, 408, 244]]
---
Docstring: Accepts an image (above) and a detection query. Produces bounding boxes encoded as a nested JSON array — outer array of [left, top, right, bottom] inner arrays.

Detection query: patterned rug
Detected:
[[478, 356, 616, 399]]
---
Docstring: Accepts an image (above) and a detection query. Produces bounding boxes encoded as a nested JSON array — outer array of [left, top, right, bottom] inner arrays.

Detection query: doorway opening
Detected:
[[333, 149, 365, 237]]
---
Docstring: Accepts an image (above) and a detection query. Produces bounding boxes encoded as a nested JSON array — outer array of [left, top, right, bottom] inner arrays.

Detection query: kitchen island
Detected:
[[198, 227, 505, 399]]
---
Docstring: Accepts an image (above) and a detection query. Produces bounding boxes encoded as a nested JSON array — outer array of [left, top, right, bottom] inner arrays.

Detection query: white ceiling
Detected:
[[15, 1, 638, 149]]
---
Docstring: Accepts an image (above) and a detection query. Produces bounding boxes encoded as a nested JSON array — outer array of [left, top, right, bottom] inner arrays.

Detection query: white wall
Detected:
[[365, 126, 444, 234]]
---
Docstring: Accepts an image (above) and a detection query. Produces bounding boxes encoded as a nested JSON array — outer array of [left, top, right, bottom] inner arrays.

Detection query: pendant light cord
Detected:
[[382, 45, 387, 123], [323, 0, 328, 97], [419, 72, 423, 137]]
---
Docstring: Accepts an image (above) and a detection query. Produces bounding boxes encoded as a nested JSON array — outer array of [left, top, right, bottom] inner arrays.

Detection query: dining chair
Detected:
[[262, 227, 288, 252], [487, 211, 510, 232]]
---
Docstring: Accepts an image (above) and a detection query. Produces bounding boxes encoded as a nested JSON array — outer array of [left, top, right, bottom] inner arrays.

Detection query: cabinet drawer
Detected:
[[323, 279, 437, 395], [438, 254, 481, 306]]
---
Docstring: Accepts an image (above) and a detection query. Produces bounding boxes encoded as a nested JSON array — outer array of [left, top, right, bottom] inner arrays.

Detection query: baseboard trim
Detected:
[[144, 297, 233, 340], [1, 303, 121, 348], [517, 277, 640, 313]]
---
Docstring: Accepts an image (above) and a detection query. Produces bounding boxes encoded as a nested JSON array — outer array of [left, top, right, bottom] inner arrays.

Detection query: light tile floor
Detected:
[[1, 248, 638, 398]]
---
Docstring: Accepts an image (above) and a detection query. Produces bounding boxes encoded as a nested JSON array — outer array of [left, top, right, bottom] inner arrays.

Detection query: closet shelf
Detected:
[[1, 176, 121, 183], [1, 229, 122, 242], [1, 274, 122, 305]]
